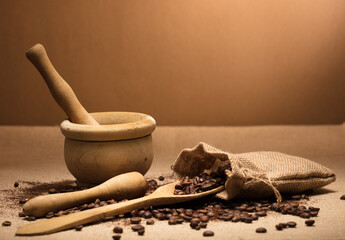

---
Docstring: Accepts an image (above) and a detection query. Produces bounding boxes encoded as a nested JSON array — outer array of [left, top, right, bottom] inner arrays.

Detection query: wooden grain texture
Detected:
[[22, 172, 147, 217], [26, 44, 99, 125], [16, 182, 224, 236]]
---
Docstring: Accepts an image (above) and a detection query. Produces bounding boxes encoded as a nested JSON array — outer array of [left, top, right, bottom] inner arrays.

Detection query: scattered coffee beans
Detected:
[[256, 227, 267, 233], [168, 219, 177, 225], [130, 217, 141, 224], [131, 224, 144, 232], [75, 225, 83, 231], [19, 198, 28, 204], [275, 224, 283, 230], [200, 222, 207, 228], [340, 195, 345, 200], [15, 176, 320, 239], [279, 223, 288, 228], [18, 212, 25, 217], [2, 221, 11, 226], [287, 221, 297, 228], [113, 226, 123, 233], [158, 176, 165, 181], [138, 229, 145, 235], [203, 230, 214, 236], [14, 182, 19, 187], [112, 235, 121, 240], [146, 219, 155, 225], [305, 220, 315, 226]]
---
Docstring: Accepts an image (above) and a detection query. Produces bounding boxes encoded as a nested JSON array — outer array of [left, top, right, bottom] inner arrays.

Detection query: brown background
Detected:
[[0, 0, 344, 126]]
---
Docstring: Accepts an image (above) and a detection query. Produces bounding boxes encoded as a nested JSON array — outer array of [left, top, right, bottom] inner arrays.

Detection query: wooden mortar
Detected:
[[26, 44, 156, 185], [60, 111, 156, 185]]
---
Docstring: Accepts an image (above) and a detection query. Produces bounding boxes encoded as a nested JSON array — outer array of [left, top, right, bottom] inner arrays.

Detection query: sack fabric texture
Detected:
[[172, 143, 336, 205]]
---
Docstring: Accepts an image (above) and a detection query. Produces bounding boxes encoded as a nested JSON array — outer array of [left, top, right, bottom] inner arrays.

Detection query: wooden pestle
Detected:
[[22, 172, 147, 218], [26, 43, 99, 125]]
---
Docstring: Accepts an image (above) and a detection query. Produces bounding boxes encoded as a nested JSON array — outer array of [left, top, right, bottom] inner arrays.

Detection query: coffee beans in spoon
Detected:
[[174, 166, 228, 195]]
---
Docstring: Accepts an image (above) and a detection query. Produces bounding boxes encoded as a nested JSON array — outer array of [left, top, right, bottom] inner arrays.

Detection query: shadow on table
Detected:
[[310, 187, 336, 196]]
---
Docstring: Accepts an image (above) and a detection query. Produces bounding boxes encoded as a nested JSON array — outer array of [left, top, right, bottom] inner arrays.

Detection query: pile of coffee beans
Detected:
[[174, 165, 229, 195], [16, 172, 320, 238]]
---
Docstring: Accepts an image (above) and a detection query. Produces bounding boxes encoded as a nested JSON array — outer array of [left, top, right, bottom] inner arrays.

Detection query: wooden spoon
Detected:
[[16, 182, 224, 236], [22, 172, 147, 218], [26, 44, 99, 125]]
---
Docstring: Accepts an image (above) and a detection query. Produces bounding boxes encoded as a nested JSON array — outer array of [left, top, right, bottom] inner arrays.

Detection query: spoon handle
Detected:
[[26, 44, 99, 125], [16, 195, 155, 236], [22, 172, 147, 218]]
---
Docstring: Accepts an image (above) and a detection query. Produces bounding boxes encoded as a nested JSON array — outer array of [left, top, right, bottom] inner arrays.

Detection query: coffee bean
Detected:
[[131, 224, 144, 232], [200, 215, 209, 222], [232, 215, 241, 222], [309, 211, 318, 217], [18, 212, 25, 217], [276, 224, 283, 230], [190, 222, 199, 229], [207, 212, 215, 218], [191, 218, 201, 224], [287, 221, 297, 228], [340, 195, 345, 200], [75, 225, 83, 231], [200, 183, 215, 191], [200, 222, 207, 228], [112, 235, 121, 240], [130, 217, 141, 224], [182, 215, 193, 222], [176, 218, 184, 224], [203, 230, 214, 236], [24, 216, 36, 221], [138, 229, 145, 235], [279, 223, 288, 228], [113, 226, 123, 233], [19, 198, 28, 204], [143, 211, 152, 218], [300, 213, 310, 219], [2, 221, 11, 226], [168, 219, 177, 225], [256, 227, 267, 233], [158, 176, 165, 181], [146, 219, 155, 225], [305, 220, 315, 226], [256, 211, 267, 217], [14, 182, 19, 187]]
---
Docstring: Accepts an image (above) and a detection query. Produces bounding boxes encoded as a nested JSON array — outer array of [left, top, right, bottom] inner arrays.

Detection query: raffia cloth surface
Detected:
[[0, 125, 345, 240], [173, 143, 336, 203]]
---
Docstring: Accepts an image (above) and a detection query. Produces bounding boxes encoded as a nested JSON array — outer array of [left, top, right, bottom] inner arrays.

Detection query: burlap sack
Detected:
[[172, 143, 336, 205]]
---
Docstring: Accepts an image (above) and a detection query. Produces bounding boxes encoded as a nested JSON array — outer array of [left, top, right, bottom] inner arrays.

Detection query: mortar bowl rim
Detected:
[[60, 111, 156, 141]]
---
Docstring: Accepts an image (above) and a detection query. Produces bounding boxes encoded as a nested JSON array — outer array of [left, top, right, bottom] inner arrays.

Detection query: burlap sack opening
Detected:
[[172, 142, 336, 205]]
